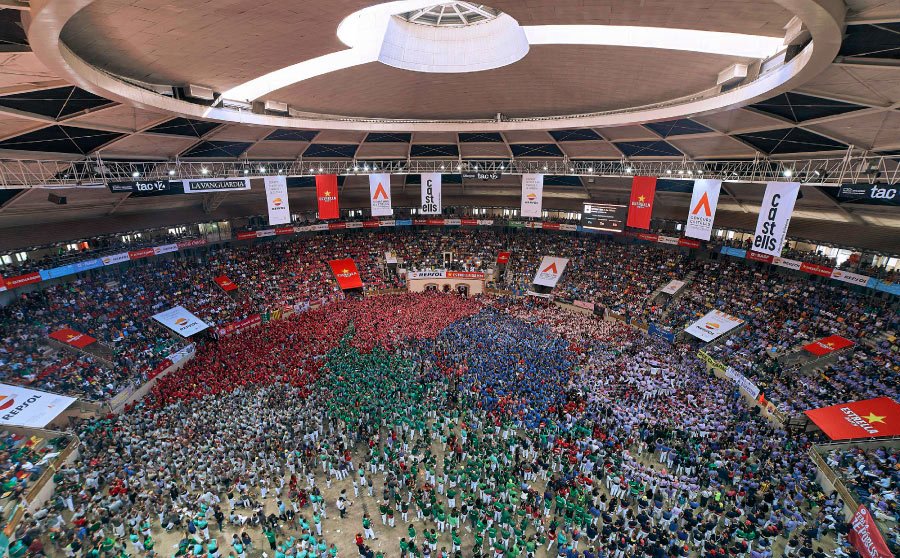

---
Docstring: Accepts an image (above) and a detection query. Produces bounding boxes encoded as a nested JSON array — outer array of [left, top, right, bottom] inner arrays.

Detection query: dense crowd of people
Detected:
[[1, 228, 896, 418], [824, 446, 898, 525], [5, 293, 893, 558]]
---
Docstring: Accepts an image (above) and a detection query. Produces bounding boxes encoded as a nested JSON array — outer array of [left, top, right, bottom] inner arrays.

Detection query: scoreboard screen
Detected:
[[581, 203, 626, 232]]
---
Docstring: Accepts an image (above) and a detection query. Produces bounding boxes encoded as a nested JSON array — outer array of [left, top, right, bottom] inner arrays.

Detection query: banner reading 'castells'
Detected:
[[420, 173, 442, 215]]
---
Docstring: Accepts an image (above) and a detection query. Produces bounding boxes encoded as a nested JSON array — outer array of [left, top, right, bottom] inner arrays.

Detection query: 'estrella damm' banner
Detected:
[[802, 334, 854, 356], [315, 175, 340, 220], [626, 176, 657, 229], [213, 275, 238, 292], [48, 327, 97, 349], [328, 258, 363, 290], [804, 397, 900, 440]]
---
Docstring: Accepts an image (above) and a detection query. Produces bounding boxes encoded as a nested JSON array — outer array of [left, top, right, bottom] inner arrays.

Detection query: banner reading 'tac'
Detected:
[[520, 174, 544, 218], [315, 175, 340, 220], [684, 179, 721, 240], [328, 258, 363, 290], [420, 173, 442, 215], [369, 173, 393, 216], [684, 309, 744, 342], [533, 256, 569, 288], [627, 176, 657, 229], [752, 181, 800, 257], [264, 175, 291, 226]]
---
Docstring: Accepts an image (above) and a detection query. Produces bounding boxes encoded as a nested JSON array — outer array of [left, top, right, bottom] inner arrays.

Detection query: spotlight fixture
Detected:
[[132, 171, 140, 178], [587, 167, 594, 172], [625, 166, 633, 173], [201, 168, 209, 175], [168, 169, 176, 176], [687, 170, 694, 175], [542, 166, 548, 171], [354, 166, 359, 171], [259, 166, 266, 173], [666, 169, 672, 174], [319, 167, 324, 172], [783, 169, 793, 177], [440, 165, 446, 170]]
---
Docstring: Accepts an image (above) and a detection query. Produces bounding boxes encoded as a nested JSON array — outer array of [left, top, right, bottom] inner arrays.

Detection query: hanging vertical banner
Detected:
[[848, 505, 893, 558], [315, 175, 340, 220], [533, 256, 569, 287], [369, 173, 393, 216], [264, 175, 291, 226], [420, 173, 442, 215], [520, 174, 544, 218], [685, 179, 721, 240], [497, 252, 511, 265], [626, 176, 657, 229], [752, 181, 800, 257]]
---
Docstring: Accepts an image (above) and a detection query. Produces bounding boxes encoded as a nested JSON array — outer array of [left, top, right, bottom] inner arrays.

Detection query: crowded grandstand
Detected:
[[0, 2, 898, 558]]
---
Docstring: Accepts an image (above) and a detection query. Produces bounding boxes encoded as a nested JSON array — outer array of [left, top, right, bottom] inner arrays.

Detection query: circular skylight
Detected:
[[398, 2, 501, 27]]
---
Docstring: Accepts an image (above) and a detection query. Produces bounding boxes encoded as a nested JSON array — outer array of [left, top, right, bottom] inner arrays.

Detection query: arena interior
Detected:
[[0, 2, 898, 558]]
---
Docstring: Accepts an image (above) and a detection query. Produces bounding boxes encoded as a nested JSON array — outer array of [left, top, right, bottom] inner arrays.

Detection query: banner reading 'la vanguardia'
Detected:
[[328, 258, 363, 290]]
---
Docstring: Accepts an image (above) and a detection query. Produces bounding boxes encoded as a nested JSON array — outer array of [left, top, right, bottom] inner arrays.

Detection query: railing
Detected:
[[0, 153, 898, 187], [1, 429, 80, 537]]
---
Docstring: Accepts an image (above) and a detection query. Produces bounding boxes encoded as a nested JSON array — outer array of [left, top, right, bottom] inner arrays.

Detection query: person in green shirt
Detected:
[[142, 536, 154, 555], [362, 513, 376, 540], [263, 528, 276, 551], [407, 524, 416, 543]]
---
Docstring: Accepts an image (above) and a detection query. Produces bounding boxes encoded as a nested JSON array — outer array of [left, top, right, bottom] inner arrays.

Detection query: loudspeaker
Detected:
[[48, 193, 67, 205]]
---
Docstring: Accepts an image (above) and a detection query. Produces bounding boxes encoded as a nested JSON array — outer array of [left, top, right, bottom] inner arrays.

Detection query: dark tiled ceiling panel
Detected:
[[265, 129, 319, 142], [0, 87, 115, 119], [548, 129, 603, 141], [145, 117, 222, 137], [749, 92, 866, 123], [839, 23, 900, 60], [181, 140, 253, 158], [458, 132, 504, 143], [509, 144, 564, 157], [410, 144, 459, 157], [643, 118, 712, 138], [0, 125, 124, 154], [614, 140, 682, 157], [735, 128, 847, 154], [365, 132, 411, 143], [302, 143, 359, 158]]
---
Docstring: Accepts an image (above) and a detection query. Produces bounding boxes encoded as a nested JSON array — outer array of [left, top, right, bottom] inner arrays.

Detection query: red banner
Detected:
[[363, 220, 381, 228], [800, 262, 834, 277], [5, 272, 41, 289], [328, 258, 363, 290], [216, 314, 262, 337], [413, 219, 427, 226], [497, 251, 511, 265], [315, 174, 340, 220], [804, 397, 900, 440], [177, 238, 207, 249], [542, 222, 561, 230], [0, 275, 5, 291], [635, 233, 659, 242], [446, 271, 485, 280], [48, 327, 96, 349], [236, 231, 258, 240], [803, 334, 854, 356], [626, 176, 657, 229], [461, 219, 478, 226], [128, 247, 155, 260], [427, 219, 445, 226], [328, 222, 346, 230], [747, 251, 774, 264], [275, 227, 294, 236], [678, 238, 701, 249], [848, 505, 893, 558], [213, 275, 238, 292]]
